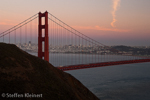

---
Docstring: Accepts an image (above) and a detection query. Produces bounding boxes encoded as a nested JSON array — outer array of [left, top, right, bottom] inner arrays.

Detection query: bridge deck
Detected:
[[57, 59, 150, 71]]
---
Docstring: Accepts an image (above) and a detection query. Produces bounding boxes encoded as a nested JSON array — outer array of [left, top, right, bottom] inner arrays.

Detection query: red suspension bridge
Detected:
[[0, 11, 150, 71]]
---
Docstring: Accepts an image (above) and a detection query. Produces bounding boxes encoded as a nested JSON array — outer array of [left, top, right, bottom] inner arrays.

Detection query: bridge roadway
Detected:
[[57, 59, 150, 71]]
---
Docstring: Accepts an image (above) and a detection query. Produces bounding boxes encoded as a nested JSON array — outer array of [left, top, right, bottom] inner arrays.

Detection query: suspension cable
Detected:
[[0, 13, 38, 36]]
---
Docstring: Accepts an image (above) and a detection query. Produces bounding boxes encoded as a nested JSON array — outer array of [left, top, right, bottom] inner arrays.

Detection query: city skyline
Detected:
[[0, 0, 150, 46]]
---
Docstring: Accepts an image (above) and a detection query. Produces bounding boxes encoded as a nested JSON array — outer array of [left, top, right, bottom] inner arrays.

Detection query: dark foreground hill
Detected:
[[0, 43, 99, 100]]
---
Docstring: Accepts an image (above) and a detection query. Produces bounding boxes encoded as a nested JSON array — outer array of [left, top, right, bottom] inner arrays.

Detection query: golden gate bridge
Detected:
[[0, 11, 150, 71]]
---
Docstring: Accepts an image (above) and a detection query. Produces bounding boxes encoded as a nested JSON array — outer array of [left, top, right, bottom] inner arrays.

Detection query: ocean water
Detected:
[[30, 52, 142, 67], [30, 52, 150, 100], [67, 63, 150, 100]]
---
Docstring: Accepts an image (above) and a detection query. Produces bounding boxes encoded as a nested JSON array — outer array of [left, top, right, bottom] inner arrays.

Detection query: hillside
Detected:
[[0, 43, 99, 100], [112, 45, 150, 55]]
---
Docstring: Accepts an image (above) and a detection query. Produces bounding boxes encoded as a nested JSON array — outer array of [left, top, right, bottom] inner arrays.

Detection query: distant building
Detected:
[[28, 41, 31, 46]]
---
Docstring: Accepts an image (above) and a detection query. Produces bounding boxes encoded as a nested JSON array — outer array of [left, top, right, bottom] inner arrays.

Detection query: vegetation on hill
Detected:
[[0, 43, 99, 100]]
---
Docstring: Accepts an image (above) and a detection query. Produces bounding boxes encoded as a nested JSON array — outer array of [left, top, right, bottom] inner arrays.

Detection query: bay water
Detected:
[[30, 52, 150, 100]]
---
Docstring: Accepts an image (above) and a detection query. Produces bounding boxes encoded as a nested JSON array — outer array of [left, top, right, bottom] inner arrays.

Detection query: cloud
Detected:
[[111, 0, 121, 27], [0, 19, 16, 26], [0, 22, 15, 26], [73, 25, 129, 32]]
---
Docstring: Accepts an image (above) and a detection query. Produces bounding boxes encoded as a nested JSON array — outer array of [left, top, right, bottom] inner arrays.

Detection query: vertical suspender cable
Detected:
[[15, 29, 16, 44], [89, 42, 91, 63], [79, 33, 80, 64], [52, 17, 54, 66], [9, 32, 10, 43], [82, 34, 83, 64], [95, 43, 96, 63], [56, 20, 58, 65], [54, 18, 56, 66], [49, 16, 50, 65], [104, 46, 105, 62], [71, 28, 73, 65], [25, 23, 27, 44], [20, 26, 21, 44], [92, 40, 93, 63], [30, 19, 32, 43], [57, 20, 59, 66], [74, 31, 78, 63], [3, 35, 4, 42], [60, 22, 62, 65]]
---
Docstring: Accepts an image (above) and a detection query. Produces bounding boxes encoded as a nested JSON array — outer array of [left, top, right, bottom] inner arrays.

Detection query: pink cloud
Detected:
[[72, 25, 130, 32], [0, 19, 16, 26], [0, 22, 15, 26]]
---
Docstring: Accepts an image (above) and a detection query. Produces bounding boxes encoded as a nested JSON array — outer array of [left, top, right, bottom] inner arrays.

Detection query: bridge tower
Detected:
[[38, 11, 49, 61]]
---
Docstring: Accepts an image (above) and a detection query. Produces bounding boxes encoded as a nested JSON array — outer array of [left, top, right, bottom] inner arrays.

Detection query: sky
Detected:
[[0, 0, 150, 46]]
